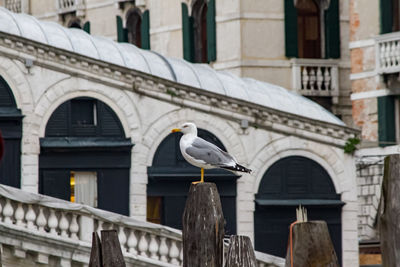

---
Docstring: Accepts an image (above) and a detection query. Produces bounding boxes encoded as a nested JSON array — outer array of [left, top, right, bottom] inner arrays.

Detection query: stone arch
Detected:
[[141, 108, 247, 169], [35, 78, 141, 139], [250, 136, 345, 195]]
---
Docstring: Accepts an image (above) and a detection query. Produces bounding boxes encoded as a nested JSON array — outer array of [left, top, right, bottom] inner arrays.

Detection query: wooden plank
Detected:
[[101, 230, 126, 267], [285, 221, 339, 267], [89, 232, 102, 267], [379, 154, 400, 266], [225, 235, 257, 267], [182, 182, 225, 267]]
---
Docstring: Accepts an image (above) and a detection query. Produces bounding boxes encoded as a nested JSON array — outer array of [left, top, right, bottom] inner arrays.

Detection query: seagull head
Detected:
[[171, 122, 197, 135]]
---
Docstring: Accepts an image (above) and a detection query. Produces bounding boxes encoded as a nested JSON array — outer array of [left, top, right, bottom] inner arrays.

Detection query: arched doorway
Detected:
[[254, 156, 343, 262], [39, 97, 133, 215], [0, 76, 22, 188], [147, 129, 238, 234]]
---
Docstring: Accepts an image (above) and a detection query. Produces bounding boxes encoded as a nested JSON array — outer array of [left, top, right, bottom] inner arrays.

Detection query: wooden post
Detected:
[[89, 232, 102, 267], [101, 230, 126, 267], [89, 230, 126, 267], [285, 221, 339, 267], [379, 154, 400, 266], [182, 182, 225, 267], [225, 235, 257, 267]]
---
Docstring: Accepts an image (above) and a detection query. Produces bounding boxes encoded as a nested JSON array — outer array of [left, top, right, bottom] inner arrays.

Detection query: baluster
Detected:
[[324, 67, 331, 90], [301, 67, 309, 89], [69, 214, 79, 240], [385, 42, 392, 68], [15, 203, 24, 226], [169, 239, 180, 264], [316, 67, 323, 90], [148, 234, 159, 260], [390, 41, 397, 67], [59, 212, 69, 237], [3, 199, 14, 224], [36, 207, 46, 232], [179, 243, 183, 263], [127, 230, 138, 255], [118, 226, 127, 253], [380, 43, 387, 68], [97, 220, 104, 236], [395, 41, 400, 67], [25, 204, 36, 230], [309, 68, 316, 89], [0, 198, 3, 222], [159, 237, 169, 262], [48, 209, 59, 235], [138, 232, 149, 256]]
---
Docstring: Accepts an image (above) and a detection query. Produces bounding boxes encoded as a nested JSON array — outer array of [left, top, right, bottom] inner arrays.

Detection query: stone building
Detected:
[[349, 0, 400, 265], [0, 0, 354, 127], [0, 5, 361, 266]]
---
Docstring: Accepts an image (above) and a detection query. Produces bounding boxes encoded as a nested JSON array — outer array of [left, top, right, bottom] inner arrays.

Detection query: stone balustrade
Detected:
[[57, 0, 85, 15], [5, 0, 21, 12], [0, 184, 283, 266], [291, 58, 339, 103], [376, 31, 400, 74]]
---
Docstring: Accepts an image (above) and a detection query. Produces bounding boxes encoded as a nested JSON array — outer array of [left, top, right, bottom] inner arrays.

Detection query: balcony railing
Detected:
[[0, 184, 284, 266], [375, 31, 400, 74], [291, 58, 339, 103], [5, 0, 21, 13], [57, 0, 85, 15]]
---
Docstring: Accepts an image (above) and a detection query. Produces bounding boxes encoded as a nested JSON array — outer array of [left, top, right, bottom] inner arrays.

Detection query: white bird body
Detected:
[[172, 123, 251, 177]]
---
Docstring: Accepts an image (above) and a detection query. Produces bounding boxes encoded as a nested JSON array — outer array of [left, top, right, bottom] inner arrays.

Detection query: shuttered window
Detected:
[[182, 0, 216, 63], [284, 0, 340, 59], [380, 0, 393, 34], [116, 15, 128, 42], [378, 96, 396, 147], [141, 10, 150, 49], [83, 21, 90, 34]]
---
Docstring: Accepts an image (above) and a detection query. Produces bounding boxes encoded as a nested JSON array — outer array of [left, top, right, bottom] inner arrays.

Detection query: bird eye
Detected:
[[183, 125, 188, 128]]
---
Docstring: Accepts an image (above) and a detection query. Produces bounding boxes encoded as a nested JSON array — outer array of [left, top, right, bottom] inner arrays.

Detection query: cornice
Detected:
[[0, 31, 359, 148]]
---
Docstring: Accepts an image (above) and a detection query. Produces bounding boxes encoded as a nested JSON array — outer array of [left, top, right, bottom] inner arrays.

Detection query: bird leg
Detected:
[[192, 168, 204, 184]]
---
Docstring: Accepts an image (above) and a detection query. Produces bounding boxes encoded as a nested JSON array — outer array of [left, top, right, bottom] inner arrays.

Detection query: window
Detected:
[[181, 0, 216, 63], [71, 99, 96, 126], [116, 9, 150, 49], [70, 171, 98, 207], [126, 8, 142, 48], [381, 0, 400, 33], [147, 196, 162, 224], [285, 0, 340, 59], [297, 0, 321, 58]]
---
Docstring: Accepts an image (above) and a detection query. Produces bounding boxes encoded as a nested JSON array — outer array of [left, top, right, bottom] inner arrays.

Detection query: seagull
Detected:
[[171, 122, 251, 183]]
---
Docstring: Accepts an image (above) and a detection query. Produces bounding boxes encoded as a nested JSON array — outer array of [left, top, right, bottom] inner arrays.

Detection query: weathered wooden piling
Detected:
[[89, 230, 126, 267], [379, 154, 400, 266], [225, 235, 257, 267], [182, 182, 225, 267], [285, 221, 339, 267]]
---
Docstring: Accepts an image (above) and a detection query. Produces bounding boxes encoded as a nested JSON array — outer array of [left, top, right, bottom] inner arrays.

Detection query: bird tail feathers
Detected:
[[221, 164, 252, 174]]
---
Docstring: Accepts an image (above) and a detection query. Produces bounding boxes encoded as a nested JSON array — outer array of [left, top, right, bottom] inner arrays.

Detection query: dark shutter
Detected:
[[40, 170, 71, 201], [206, 0, 216, 62], [324, 0, 340, 58], [380, 0, 393, 34], [284, 0, 298, 58], [116, 15, 128, 42], [182, 2, 194, 62], [83, 21, 91, 34], [378, 95, 396, 146], [141, 10, 150, 49], [97, 169, 129, 215]]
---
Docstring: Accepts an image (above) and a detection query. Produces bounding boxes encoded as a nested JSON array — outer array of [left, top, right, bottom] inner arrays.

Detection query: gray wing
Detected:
[[185, 137, 235, 166]]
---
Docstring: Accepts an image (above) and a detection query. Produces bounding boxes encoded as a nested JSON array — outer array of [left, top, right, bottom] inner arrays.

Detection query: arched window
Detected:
[[254, 156, 343, 262], [0, 76, 22, 188], [192, 0, 208, 63], [68, 17, 82, 29], [126, 8, 142, 48], [147, 129, 238, 234], [297, 0, 321, 58], [39, 97, 133, 215]]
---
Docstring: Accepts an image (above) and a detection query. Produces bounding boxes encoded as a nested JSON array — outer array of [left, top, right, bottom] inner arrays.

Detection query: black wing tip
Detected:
[[221, 164, 252, 174]]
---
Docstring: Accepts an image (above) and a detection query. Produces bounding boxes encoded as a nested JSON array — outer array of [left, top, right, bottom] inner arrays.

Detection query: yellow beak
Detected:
[[171, 128, 181, 133]]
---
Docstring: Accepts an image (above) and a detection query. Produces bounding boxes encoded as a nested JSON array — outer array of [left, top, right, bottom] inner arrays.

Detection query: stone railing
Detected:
[[291, 58, 339, 103], [5, 0, 21, 12], [57, 0, 85, 15], [0, 184, 284, 266], [375, 31, 400, 74]]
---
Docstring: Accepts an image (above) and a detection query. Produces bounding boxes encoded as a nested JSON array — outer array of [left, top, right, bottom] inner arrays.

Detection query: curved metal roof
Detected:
[[0, 7, 344, 126]]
